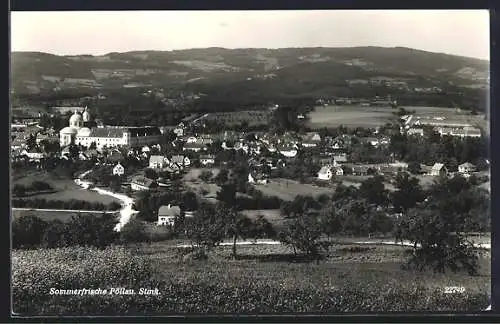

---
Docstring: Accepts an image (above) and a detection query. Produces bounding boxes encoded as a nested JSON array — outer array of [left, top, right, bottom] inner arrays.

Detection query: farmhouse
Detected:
[[11, 138, 26, 150], [317, 165, 343, 181], [157, 204, 181, 226], [278, 145, 298, 158], [351, 165, 370, 176], [170, 155, 190, 168], [112, 163, 124, 176], [130, 176, 158, 191], [407, 128, 424, 136], [248, 172, 269, 185], [107, 150, 124, 163], [430, 163, 448, 177], [200, 154, 215, 166], [183, 142, 206, 152], [458, 162, 476, 175], [450, 127, 482, 138], [173, 124, 185, 137], [22, 149, 46, 161], [149, 155, 168, 169], [186, 136, 198, 143]]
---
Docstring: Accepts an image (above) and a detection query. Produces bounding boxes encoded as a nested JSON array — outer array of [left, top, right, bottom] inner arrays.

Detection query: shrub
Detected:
[[119, 219, 149, 244]]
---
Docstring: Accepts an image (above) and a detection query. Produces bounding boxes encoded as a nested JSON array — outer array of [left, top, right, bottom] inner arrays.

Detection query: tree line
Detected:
[[12, 181, 54, 197], [12, 198, 121, 211], [12, 213, 118, 249]]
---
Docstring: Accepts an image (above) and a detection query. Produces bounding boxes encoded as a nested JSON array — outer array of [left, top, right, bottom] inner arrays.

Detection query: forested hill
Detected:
[[12, 46, 488, 85]]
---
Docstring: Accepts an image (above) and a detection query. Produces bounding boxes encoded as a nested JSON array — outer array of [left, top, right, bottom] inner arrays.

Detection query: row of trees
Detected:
[[12, 198, 121, 211], [12, 213, 118, 249], [12, 181, 54, 197]]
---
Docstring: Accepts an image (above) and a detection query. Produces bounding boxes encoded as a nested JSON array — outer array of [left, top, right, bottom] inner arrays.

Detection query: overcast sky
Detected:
[[10, 10, 490, 60]]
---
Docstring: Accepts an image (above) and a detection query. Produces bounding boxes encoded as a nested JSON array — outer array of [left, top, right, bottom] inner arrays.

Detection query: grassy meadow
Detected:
[[307, 105, 486, 128], [11, 242, 491, 315], [256, 178, 335, 201], [12, 171, 121, 205]]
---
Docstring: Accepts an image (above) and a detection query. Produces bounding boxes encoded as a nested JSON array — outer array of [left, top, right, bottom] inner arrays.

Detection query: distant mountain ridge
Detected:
[[11, 46, 489, 96]]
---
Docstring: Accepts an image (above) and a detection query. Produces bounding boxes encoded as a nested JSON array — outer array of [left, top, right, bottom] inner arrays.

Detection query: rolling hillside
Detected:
[[11, 47, 489, 111]]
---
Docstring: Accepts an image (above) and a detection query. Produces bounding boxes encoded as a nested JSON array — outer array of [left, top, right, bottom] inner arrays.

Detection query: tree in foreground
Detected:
[[278, 211, 329, 264], [394, 207, 479, 275], [65, 213, 119, 249], [391, 172, 426, 214], [185, 203, 226, 251], [222, 206, 254, 259]]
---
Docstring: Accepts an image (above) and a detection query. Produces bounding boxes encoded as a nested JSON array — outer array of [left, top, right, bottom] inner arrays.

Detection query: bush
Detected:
[[199, 170, 213, 182], [119, 219, 149, 244]]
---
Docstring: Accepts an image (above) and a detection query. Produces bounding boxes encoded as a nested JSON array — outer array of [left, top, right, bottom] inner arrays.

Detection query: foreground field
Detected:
[[307, 105, 486, 128], [12, 171, 121, 205], [12, 243, 490, 315], [257, 178, 335, 201]]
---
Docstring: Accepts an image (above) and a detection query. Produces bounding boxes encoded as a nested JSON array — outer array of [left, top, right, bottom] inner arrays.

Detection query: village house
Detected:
[[130, 176, 158, 191], [234, 141, 250, 153], [36, 132, 59, 144], [173, 122, 185, 137], [317, 165, 343, 181], [157, 204, 181, 226], [170, 155, 190, 168], [333, 153, 348, 164], [315, 155, 335, 166], [11, 138, 26, 150], [450, 127, 482, 138], [248, 171, 269, 185], [351, 165, 370, 176], [107, 150, 124, 163], [198, 134, 214, 145], [200, 154, 215, 166], [301, 139, 319, 148], [277, 144, 298, 158], [183, 142, 206, 152], [112, 163, 125, 176], [301, 132, 321, 148], [430, 163, 448, 177], [149, 155, 168, 169], [22, 149, 46, 161], [458, 162, 476, 175], [81, 149, 100, 161], [407, 128, 424, 136], [362, 137, 381, 147], [186, 136, 198, 144]]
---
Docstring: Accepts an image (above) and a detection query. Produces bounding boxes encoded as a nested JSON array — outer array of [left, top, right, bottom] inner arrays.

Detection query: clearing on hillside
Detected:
[[307, 105, 485, 128], [12, 171, 121, 205], [256, 178, 335, 201]]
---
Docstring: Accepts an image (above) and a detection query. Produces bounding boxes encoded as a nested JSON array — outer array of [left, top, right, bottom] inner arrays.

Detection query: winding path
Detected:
[[75, 170, 138, 232]]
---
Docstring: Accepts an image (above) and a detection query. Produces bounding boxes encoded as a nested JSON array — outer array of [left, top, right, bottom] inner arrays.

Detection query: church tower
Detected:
[[82, 106, 91, 122]]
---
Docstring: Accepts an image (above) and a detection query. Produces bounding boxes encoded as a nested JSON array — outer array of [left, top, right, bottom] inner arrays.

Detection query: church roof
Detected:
[[89, 128, 126, 138], [69, 112, 82, 124], [60, 126, 78, 135]]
